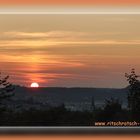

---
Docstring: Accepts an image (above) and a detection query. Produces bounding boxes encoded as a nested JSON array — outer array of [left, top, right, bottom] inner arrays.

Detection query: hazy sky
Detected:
[[0, 14, 140, 88]]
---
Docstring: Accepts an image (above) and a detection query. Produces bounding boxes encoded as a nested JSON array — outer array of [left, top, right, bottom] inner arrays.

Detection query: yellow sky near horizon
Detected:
[[0, 14, 140, 88]]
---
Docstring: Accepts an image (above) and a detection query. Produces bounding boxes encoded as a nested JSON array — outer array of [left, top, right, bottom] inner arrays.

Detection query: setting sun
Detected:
[[30, 82, 39, 88]]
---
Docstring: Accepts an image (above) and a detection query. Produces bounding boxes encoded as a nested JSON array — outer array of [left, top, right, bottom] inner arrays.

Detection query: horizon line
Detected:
[[15, 85, 126, 89]]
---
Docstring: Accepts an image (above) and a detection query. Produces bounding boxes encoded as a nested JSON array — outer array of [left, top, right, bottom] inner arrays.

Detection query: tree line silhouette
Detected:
[[0, 69, 140, 126]]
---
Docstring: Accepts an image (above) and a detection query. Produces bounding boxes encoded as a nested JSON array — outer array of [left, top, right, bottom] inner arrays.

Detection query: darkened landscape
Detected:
[[0, 69, 140, 126]]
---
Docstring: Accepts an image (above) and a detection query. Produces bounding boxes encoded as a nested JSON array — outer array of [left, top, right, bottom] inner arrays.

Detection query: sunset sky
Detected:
[[0, 1, 140, 88]]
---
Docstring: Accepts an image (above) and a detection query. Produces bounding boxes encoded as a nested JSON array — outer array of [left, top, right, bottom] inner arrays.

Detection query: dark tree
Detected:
[[125, 69, 140, 120], [0, 73, 14, 100], [103, 98, 123, 121], [104, 98, 122, 112], [91, 96, 96, 111], [95, 98, 124, 122], [0, 73, 14, 124]]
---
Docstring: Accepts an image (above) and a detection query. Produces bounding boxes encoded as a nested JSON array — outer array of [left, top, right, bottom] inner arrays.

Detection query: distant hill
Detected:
[[9, 86, 128, 109]]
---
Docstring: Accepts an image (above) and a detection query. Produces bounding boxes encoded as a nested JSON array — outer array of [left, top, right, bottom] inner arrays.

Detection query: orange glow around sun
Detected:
[[30, 82, 39, 88]]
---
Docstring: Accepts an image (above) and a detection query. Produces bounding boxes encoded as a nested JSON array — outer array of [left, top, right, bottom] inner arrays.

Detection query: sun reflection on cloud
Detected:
[[0, 14, 140, 88]]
